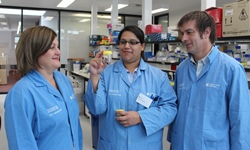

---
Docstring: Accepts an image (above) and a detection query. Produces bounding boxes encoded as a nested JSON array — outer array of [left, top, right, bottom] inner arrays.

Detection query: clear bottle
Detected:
[[234, 45, 242, 62], [179, 54, 186, 63], [244, 54, 250, 68], [102, 50, 112, 64], [224, 50, 234, 57]]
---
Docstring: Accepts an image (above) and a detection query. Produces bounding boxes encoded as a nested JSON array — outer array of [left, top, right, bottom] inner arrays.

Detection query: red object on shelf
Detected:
[[205, 7, 223, 24], [171, 64, 177, 70], [145, 24, 162, 34], [216, 23, 222, 38]]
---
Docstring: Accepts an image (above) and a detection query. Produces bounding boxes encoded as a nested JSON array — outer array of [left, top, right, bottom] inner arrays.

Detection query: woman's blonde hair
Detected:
[[16, 26, 57, 75]]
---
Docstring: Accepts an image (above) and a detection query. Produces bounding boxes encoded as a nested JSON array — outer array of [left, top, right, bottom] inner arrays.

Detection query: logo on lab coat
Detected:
[[178, 83, 185, 90], [108, 89, 121, 96], [206, 83, 220, 88], [47, 105, 62, 116], [70, 94, 75, 100]]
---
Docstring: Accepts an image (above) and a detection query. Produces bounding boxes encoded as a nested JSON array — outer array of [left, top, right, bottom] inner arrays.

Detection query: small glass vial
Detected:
[[244, 54, 250, 68], [102, 50, 112, 64], [234, 45, 242, 62]]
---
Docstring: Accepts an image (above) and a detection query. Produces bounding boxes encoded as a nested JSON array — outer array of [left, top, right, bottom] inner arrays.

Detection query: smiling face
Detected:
[[180, 20, 205, 54], [179, 20, 211, 60], [37, 38, 61, 73], [119, 31, 145, 64]]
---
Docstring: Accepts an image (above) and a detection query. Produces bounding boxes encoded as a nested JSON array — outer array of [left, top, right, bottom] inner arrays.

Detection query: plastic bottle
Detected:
[[224, 50, 234, 57], [234, 45, 242, 62], [102, 50, 112, 64], [244, 54, 250, 68], [179, 54, 186, 63]]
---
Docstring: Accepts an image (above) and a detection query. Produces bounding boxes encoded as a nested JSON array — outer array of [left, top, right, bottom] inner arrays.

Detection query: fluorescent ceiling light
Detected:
[[72, 31, 79, 34], [0, 9, 46, 16], [105, 4, 128, 11], [73, 14, 91, 17], [44, 16, 54, 21], [79, 19, 90, 22], [57, 0, 75, 8], [17, 21, 21, 34], [0, 14, 5, 18], [0, 0, 1, 3], [23, 10, 46, 16], [72, 13, 121, 19], [98, 15, 121, 19], [152, 8, 168, 14], [97, 15, 112, 19], [0, 22, 7, 25]]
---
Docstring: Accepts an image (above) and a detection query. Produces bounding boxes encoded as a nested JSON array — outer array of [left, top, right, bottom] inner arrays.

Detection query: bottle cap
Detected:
[[235, 46, 241, 49], [103, 50, 112, 55], [245, 54, 250, 58]]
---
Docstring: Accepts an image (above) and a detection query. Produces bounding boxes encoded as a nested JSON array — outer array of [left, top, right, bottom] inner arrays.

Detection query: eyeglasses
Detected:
[[119, 40, 140, 46]]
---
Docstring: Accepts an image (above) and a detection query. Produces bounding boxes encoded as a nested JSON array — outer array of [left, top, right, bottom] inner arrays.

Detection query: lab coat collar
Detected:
[[187, 45, 219, 65], [113, 58, 147, 86], [26, 70, 61, 97], [207, 45, 220, 64], [114, 58, 147, 73]]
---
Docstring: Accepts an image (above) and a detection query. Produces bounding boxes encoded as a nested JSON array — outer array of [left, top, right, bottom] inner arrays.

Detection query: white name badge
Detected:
[[136, 93, 153, 108]]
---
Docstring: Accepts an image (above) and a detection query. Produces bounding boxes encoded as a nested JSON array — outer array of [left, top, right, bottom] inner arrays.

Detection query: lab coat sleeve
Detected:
[[84, 73, 107, 115], [78, 119, 83, 150], [138, 74, 177, 136], [228, 66, 250, 149], [4, 90, 38, 150]]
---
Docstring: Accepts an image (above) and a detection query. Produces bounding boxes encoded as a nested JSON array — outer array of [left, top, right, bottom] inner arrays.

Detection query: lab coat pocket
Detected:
[[205, 89, 223, 113], [204, 140, 226, 150], [98, 137, 111, 150], [204, 140, 216, 150], [147, 140, 161, 150]]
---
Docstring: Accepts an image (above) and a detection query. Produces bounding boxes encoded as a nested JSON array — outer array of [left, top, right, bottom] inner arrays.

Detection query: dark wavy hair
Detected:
[[177, 11, 216, 43]]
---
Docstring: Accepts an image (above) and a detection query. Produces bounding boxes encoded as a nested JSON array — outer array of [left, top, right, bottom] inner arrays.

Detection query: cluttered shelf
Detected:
[[89, 43, 117, 47], [216, 36, 250, 44], [145, 40, 181, 44], [144, 36, 250, 45]]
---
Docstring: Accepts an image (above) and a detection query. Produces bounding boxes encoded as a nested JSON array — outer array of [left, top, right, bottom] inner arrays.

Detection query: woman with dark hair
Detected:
[[4, 26, 83, 150], [84, 25, 177, 149]]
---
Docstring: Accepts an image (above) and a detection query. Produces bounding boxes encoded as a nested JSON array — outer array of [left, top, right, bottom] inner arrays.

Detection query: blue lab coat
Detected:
[[84, 58, 177, 150], [168, 46, 250, 150], [4, 70, 83, 150]]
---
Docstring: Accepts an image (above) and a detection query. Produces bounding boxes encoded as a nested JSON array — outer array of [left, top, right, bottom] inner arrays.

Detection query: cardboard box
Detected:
[[0, 56, 7, 65], [0, 69, 7, 84], [0, 47, 6, 54], [218, 45, 228, 52], [206, 7, 223, 23], [168, 26, 178, 37], [223, 0, 250, 37]]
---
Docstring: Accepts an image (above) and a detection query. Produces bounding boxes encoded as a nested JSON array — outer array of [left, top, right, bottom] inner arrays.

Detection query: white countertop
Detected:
[[71, 71, 90, 79]]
